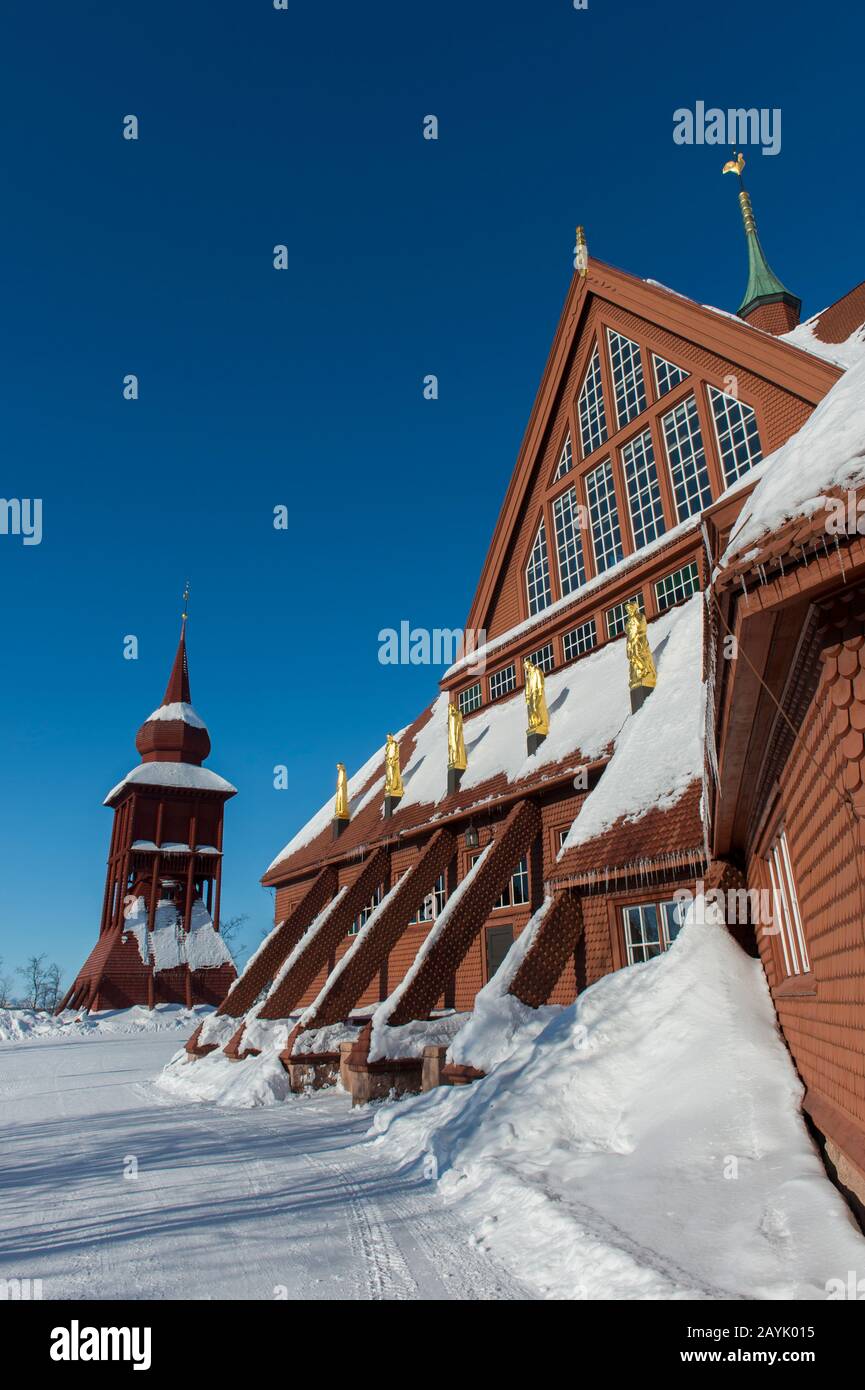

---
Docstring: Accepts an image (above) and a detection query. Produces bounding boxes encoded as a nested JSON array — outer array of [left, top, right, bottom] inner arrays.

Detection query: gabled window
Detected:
[[607, 329, 647, 429], [527, 641, 554, 673], [563, 619, 597, 661], [621, 428, 666, 551], [489, 664, 516, 701], [655, 562, 700, 611], [457, 682, 482, 715], [525, 520, 552, 616], [554, 433, 573, 480], [606, 591, 643, 639], [652, 354, 689, 397], [552, 486, 587, 596], [622, 899, 685, 964], [707, 386, 763, 486], [585, 458, 624, 575], [578, 345, 608, 458], [765, 831, 809, 978], [661, 394, 713, 521]]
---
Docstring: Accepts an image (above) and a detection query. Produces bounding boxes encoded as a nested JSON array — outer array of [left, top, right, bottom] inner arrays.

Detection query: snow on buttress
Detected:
[[265, 743, 388, 871], [447, 896, 563, 1073], [373, 903, 865, 1300], [559, 593, 704, 856], [720, 355, 865, 568]]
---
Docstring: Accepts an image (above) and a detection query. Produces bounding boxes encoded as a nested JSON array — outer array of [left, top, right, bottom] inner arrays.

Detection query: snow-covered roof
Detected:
[[719, 355, 865, 572], [558, 594, 704, 858], [143, 701, 208, 730], [105, 761, 237, 803]]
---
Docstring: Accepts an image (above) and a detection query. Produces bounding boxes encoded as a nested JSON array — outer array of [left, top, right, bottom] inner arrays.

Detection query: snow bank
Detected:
[[447, 897, 563, 1072], [157, 1046, 293, 1109], [294, 1021, 363, 1054], [720, 356, 865, 567], [373, 905, 865, 1300], [0, 1003, 213, 1044], [559, 594, 704, 855]]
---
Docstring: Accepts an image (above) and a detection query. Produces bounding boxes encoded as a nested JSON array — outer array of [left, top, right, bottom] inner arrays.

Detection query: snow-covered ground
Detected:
[[0, 1003, 213, 1043], [0, 1020, 530, 1301], [374, 910, 865, 1300]]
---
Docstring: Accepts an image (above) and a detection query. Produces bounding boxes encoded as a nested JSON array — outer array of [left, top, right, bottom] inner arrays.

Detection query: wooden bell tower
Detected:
[[58, 606, 238, 1013]]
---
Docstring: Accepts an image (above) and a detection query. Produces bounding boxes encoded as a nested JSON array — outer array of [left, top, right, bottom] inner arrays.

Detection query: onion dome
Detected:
[[135, 626, 212, 765]]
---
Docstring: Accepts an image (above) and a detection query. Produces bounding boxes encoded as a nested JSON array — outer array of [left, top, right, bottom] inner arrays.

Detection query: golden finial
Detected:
[[722, 152, 746, 177], [575, 224, 588, 277], [181, 581, 190, 633]]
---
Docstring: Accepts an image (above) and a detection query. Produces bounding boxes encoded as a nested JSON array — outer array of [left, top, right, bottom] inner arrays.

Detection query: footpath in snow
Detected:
[[0, 1019, 529, 1302]]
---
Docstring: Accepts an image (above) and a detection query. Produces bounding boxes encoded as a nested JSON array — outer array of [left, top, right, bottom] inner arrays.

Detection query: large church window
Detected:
[[578, 346, 608, 458], [607, 329, 647, 429], [653, 354, 689, 397], [585, 458, 624, 575], [707, 386, 763, 486], [525, 519, 552, 615], [622, 428, 666, 550], [552, 486, 587, 596], [661, 394, 713, 521]]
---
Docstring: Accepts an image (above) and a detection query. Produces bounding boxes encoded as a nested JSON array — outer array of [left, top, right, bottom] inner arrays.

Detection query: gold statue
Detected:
[[334, 762, 350, 820], [384, 733, 404, 799], [523, 658, 550, 737], [625, 601, 657, 690], [447, 704, 467, 771]]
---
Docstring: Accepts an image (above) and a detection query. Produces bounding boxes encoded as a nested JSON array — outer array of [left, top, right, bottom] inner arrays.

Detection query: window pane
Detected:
[[563, 619, 597, 661], [526, 520, 552, 615], [708, 386, 763, 487], [578, 345, 608, 458], [457, 682, 482, 715], [662, 395, 713, 520], [607, 329, 647, 429], [553, 486, 587, 596], [585, 458, 624, 574], [655, 562, 700, 612], [489, 664, 516, 701], [555, 433, 573, 480], [622, 428, 666, 550], [653, 354, 689, 397], [528, 642, 554, 674], [606, 592, 643, 639]]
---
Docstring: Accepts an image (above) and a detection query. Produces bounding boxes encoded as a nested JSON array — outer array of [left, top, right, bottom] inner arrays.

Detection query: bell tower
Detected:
[[58, 598, 238, 1013]]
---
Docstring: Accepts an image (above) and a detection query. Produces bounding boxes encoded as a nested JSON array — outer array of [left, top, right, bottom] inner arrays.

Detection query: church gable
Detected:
[[471, 263, 840, 646]]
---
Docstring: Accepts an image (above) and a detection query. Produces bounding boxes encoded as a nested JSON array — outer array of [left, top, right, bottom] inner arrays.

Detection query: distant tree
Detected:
[[16, 955, 63, 1011], [0, 957, 12, 1006], [219, 913, 249, 961], [42, 963, 63, 1012], [17, 955, 49, 1009]]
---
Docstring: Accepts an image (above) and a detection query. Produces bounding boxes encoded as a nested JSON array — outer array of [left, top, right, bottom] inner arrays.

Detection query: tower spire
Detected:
[[723, 153, 800, 333], [162, 584, 192, 707]]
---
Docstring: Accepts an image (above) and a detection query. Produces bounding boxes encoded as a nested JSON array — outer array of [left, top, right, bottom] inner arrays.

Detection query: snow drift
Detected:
[[373, 905, 865, 1300]]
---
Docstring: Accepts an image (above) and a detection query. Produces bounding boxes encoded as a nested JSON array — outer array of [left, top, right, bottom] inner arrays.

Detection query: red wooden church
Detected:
[[185, 166, 865, 1217], [59, 618, 237, 1012]]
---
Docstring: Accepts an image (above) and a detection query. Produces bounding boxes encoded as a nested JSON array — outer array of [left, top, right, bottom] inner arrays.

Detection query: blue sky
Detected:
[[1, 0, 862, 987]]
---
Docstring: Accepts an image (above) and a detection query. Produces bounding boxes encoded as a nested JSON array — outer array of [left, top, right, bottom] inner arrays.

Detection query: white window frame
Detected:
[[585, 457, 624, 575], [555, 432, 573, 481], [766, 830, 810, 977], [661, 393, 713, 521], [655, 561, 700, 611], [622, 899, 685, 964], [621, 427, 666, 551], [527, 641, 554, 674], [552, 485, 587, 596], [489, 663, 516, 701], [457, 682, 482, 715], [563, 619, 597, 661], [652, 353, 689, 398], [350, 885, 382, 936]]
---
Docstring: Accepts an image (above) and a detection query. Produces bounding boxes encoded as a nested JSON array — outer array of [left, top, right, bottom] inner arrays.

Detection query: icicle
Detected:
[[778, 552, 785, 577], [800, 544, 810, 567], [834, 533, 847, 583]]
